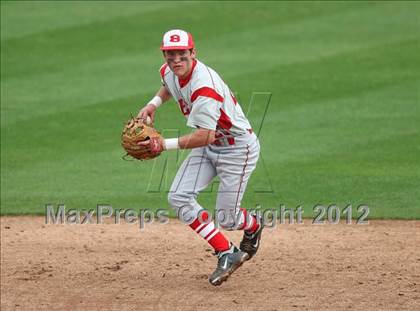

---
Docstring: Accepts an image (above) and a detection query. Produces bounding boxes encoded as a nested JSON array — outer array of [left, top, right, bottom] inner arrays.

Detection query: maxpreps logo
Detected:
[[44, 204, 169, 229]]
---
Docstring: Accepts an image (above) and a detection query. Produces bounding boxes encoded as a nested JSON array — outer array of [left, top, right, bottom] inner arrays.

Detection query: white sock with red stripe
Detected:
[[238, 208, 260, 234], [189, 210, 230, 252]]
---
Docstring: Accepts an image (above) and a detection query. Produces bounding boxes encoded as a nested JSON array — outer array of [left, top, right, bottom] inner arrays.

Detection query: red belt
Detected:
[[212, 128, 253, 146]]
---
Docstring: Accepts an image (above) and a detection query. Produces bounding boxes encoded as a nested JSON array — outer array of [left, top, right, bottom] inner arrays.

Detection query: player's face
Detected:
[[164, 49, 196, 78]]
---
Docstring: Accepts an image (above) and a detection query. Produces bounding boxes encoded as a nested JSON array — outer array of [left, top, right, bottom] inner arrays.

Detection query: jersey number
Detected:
[[170, 35, 181, 42]]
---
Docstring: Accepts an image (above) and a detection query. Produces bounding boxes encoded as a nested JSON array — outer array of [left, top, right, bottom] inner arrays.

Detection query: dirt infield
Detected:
[[1, 217, 419, 311]]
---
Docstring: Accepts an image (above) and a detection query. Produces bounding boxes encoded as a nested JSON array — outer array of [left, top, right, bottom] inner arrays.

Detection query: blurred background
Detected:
[[1, 1, 419, 218]]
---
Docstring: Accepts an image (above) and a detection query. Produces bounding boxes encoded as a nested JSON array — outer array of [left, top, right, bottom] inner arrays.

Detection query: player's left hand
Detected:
[[138, 136, 165, 154]]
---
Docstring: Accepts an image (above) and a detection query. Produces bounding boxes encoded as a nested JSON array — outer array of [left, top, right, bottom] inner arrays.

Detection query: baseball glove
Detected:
[[121, 117, 162, 160]]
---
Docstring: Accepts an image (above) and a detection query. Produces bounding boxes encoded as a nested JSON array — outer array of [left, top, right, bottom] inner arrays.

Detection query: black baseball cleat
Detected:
[[209, 244, 249, 286], [239, 217, 264, 260]]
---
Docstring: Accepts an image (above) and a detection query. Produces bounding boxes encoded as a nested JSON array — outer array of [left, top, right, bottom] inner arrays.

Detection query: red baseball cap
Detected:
[[160, 29, 195, 51]]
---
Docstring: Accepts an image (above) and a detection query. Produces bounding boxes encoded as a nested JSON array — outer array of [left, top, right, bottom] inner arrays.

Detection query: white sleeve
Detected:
[[186, 98, 221, 130]]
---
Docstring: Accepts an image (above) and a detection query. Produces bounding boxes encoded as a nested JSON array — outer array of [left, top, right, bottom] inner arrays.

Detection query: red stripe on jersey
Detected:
[[190, 87, 224, 103], [160, 63, 168, 79], [179, 59, 197, 88], [217, 108, 233, 130]]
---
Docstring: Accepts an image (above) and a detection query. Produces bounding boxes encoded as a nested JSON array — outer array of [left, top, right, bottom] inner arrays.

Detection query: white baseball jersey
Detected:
[[160, 59, 252, 146]]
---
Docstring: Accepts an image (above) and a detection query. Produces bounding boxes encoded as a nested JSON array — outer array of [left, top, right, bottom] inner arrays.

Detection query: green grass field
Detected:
[[1, 1, 419, 219]]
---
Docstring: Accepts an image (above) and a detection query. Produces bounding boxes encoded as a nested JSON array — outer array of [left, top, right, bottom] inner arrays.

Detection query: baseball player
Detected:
[[138, 29, 263, 286]]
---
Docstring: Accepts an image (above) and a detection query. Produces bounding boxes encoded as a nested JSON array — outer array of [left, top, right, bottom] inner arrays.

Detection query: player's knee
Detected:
[[168, 192, 200, 224], [167, 192, 180, 209], [167, 192, 190, 209]]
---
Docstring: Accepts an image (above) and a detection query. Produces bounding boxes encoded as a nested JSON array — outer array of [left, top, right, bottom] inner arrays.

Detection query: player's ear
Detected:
[[190, 48, 196, 58]]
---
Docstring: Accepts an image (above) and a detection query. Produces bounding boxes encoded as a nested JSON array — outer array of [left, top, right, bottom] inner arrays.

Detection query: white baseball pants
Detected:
[[168, 132, 260, 229]]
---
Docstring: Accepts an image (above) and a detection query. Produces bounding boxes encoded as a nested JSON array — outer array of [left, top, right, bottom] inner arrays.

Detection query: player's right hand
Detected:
[[137, 104, 156, 124]]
